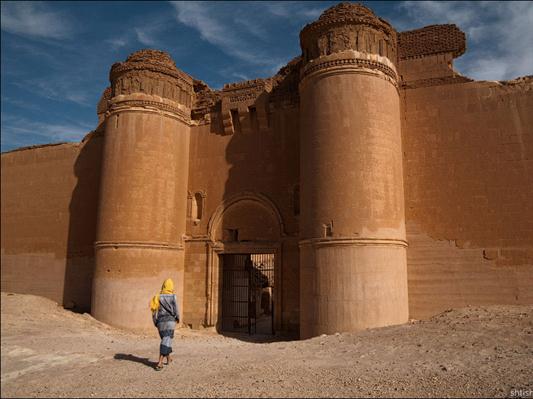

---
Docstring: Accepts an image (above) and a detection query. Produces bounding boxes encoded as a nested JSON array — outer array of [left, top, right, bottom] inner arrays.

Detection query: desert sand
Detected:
[[1, 292, 531, 398]]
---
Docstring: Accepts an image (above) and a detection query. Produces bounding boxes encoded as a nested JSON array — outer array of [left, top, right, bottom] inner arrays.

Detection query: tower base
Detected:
[[300, 239, 408, 339]]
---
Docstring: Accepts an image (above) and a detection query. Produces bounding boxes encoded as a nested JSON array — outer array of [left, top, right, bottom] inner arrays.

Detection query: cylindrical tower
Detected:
[[299, 3, 408, 338], [92, 50, 193, 332]]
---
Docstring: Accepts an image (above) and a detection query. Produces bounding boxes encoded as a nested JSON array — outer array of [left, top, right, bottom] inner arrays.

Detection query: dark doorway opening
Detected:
[[221, 253, 275, 335]]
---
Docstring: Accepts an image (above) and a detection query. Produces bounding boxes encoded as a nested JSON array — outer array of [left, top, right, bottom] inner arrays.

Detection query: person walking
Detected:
[[150, 278, 179, 371]]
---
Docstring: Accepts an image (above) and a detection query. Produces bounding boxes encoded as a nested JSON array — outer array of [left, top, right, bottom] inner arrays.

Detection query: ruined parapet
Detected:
[[398, 24, 466, 60], [398, 25, 472, 89], [92, 49, 193, 332], [269, 56, 302, 109], [191, 79, 221, 125], [220, 78, 272, 135], [96, 87, 112, 124], [298, 2, 408, 338]]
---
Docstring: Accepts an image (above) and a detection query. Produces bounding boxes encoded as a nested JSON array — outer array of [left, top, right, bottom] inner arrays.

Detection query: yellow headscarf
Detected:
[[149, 278, 174, 312]]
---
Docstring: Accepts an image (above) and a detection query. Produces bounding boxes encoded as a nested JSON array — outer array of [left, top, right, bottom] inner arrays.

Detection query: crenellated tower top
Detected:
[[108, 49, 193, 110], [300, 2, 397, 66]]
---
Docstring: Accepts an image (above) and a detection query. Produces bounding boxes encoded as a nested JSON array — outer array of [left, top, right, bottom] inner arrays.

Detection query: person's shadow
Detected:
[[114, 353, 157, 368]]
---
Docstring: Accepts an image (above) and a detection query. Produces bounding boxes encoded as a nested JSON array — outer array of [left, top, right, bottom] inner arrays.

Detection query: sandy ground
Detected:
[[1, 292, 532, 398]]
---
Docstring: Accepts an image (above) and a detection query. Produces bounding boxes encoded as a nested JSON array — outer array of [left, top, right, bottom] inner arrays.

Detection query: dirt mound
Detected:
[[2, 292, 63, 313], [2, 292, 532, 398], [1, 292, 118, 335]]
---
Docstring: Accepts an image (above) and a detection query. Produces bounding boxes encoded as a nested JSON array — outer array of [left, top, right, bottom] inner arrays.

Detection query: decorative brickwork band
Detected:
[[300, 54, 398, 84], [222, 78, 272, 92], [94, 241, 184, 251], [299, 237, 408, 248], [108, 95, 191, 125]]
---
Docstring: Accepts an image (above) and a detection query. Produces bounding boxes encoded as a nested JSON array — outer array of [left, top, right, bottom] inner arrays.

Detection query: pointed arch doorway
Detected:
[[205, 192, 284, 335]]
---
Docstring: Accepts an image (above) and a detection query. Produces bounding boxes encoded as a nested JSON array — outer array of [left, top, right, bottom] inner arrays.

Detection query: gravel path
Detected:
[[1, 292, 532, 398]]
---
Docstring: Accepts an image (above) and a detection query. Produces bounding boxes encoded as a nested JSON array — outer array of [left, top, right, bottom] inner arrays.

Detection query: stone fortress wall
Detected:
[[2, 2, 532, 337]]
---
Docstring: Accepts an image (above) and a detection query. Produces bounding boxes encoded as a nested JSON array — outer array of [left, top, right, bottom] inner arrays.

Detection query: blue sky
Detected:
[[1, 1, 532, 152]]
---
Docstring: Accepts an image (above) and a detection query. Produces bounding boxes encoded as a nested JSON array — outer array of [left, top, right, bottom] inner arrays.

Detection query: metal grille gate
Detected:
[[221, 253, 275, 335]]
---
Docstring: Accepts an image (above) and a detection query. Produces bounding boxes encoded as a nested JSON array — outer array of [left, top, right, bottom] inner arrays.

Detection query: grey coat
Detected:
[[153, 294, 179, 326]]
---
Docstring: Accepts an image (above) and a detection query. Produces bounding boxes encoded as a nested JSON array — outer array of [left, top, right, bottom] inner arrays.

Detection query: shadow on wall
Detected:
[[213, 86, 289, 342], [62, 127, 104, 313]]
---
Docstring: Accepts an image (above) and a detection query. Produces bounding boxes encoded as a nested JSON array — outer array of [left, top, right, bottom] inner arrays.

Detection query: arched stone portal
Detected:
[[205, 192, 284, 333]]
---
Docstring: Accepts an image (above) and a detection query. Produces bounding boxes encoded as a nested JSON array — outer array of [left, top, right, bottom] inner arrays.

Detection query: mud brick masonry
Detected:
[[2, 3, 532, 338]]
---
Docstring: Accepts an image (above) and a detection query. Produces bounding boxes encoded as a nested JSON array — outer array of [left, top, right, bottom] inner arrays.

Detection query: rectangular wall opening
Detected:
[[230, 109, 241, 134], [248, 106, 258, 132], [220, 253, 275, 335]]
